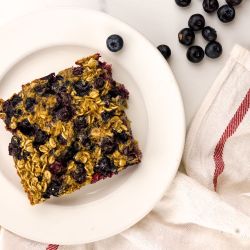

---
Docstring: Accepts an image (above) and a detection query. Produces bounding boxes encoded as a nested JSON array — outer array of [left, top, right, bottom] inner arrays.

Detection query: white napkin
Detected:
[[1, 45, 250, 250]]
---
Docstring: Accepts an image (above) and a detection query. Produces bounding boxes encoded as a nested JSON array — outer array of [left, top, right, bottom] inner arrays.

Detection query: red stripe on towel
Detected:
[[213, 88, 250, 190], [46, 244, 59, 250]]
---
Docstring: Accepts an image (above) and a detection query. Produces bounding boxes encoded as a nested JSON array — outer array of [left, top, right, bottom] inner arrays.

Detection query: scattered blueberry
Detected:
[[226, 0, 242, 6], [217, 4, 235, 23], [71, 162, 87, 184], [73, 80, 92, 96], [17, 119, 36, 136], [56, 75, 64, 81], [188, 14, 205, 31], [25, 97, 37, 112], [106, 34, 124, 52], [205, 41, 223, 58], [203, 0, 219, 13], [157, 44, 171, 60], [178, 28, 195, 46], [186, 46, 205, 63], [202, 26, 217, 41], [58, 142, 79, 165], [55, 106, 74, 122], [101, 137, 117, 154], [72, 66, 83, 76], [175, 0, 191, 7]]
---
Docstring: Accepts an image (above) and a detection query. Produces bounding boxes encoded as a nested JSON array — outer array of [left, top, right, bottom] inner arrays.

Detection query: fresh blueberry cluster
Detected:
[[178, 14, 222, 63], [175, 0, 243, 63]]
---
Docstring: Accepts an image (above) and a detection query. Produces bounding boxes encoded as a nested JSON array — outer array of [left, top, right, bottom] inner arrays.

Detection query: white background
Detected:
[[0, 0, 250, 124]]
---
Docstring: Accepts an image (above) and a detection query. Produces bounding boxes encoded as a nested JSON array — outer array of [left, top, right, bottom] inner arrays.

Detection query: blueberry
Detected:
[[57, 134, 67, 145], [205, 41, 223, 59], [17, 119, 36, 136], [203, 0, 219, 13], [117, 84, 129, 99], [101, 137, 117, 154], [58, 142, 79, 164], [175, 0, 191, 7], [10, 95, 22, 107], [73, 116, 87, 132], [157, 44, 171, 60], [49, 161, 64, 175], [114, 131, 129, 143], [178, 28, 195, 46], [33, 130, 49, 147], [101, 110, 115, 122], [73, 80, 91, 96], [106, 34, 124, 52], [55, 106, 74, 122], [72, 66, 83, 76], [40, 73, 56, 82], [42, 179, 62, 198], [25, 97, 37, 112], [186, 46, 204, 63], [34, 84, 46, 95], [8, 136, 22, 160], [13, 109, 23, 118], [217, 5, 235, 23], [94, 77, 105, 89], [94, 157, 117, 177], [188, 14, 205, 31], [71, 162, 86, 184], [56, 75, 64, 81], [202, 26, 217, 41], [226, 0, 242, 6]]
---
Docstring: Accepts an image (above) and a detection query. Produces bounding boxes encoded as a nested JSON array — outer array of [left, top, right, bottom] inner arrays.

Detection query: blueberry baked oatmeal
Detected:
[[0, 54, 142, 205]]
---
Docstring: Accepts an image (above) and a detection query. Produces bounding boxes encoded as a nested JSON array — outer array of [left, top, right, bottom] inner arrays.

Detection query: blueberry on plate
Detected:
[[178, 28, 195, 46], [188, 14, 205, 31], [157, 44, 171, 60], [106, 34, 124, 52], [186, 46, 204, 63], [202, 26, 217, 41], [217, 4, 235, 23], [226, 0, 242, 6], [205, 41, 223, 58], [175, 0, 191, 7], [202, 0, 219, 13]]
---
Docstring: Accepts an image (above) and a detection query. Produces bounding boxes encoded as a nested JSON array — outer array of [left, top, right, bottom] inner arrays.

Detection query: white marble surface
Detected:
[[0, 0, 250, 124]]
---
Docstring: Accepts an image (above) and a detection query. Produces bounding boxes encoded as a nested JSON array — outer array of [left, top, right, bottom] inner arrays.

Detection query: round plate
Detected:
[[0, 8, 185, 245]]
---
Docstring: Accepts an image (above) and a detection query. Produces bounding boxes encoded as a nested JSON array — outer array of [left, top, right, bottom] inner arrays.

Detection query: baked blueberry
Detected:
[[33, 129, 49, 147], [25, 97, 37, 112], [49, 161, 64, 175], [72, 66, 83, 76], [202, 26, 217, 41], [226, 0, 242, 6], [71, 163, 86, 184], [205, 41, 223, 58], [157, 44, 171, 60], [178, 28, 195, 46], [17, 119, 36, 136], [101, 137, 117, 154], [42, 179, 62, 198], [217, 4, 235, 23], [9, 136, 22, 160], [175, 0, 191, 7], [94, 77, 105, 89], [203, 0, 219, 13], [73, 80, 91, 96], [106, 34, 124, 52], [186, 46, 204, 63], [94, 157, 117, 177], [188, 14, 205, 31]]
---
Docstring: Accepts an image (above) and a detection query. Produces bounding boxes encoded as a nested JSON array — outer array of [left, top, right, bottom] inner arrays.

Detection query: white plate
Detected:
[[0, 8, 185, 245]]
